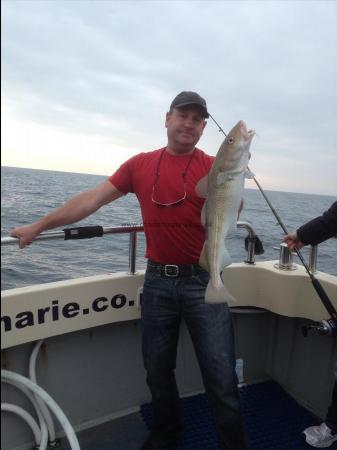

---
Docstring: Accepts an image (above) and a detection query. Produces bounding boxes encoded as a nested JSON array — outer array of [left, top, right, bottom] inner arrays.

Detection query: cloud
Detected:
[[2, 0, 337, 195]]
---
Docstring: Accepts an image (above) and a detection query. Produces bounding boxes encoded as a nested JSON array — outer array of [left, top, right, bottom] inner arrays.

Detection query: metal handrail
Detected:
[[1, 226, 145, 275], [0, 226, 144, 246], [1, 222, 258, 274]]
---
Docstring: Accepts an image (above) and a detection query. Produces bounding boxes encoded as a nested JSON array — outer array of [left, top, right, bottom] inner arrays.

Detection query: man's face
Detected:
[[165, 106, 207, 153]]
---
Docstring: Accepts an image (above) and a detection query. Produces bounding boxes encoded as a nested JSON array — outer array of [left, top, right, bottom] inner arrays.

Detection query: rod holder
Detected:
[[274, 243, 297, 271]]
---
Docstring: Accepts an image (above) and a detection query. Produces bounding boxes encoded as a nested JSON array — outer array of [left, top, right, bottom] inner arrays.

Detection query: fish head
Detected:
[[216, 120, 255, 172]]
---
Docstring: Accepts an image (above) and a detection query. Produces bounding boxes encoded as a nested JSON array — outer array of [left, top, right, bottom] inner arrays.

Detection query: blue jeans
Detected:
[[141, 266, 248, 450]]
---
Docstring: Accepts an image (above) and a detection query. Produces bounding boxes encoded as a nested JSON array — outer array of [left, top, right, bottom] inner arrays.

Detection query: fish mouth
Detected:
[[239, 120, 255, 140]]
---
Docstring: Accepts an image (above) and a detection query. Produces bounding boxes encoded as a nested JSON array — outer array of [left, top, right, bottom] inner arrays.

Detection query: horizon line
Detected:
[[1, 164, 336, 198]]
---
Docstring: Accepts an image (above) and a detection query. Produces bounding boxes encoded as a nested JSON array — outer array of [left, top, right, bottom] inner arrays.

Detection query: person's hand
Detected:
[[10, 223, 42, 249], [283, 231, 304, 250]]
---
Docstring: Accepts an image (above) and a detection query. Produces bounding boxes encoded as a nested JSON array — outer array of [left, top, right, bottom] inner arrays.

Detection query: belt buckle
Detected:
[[164, 264, 179, 277]]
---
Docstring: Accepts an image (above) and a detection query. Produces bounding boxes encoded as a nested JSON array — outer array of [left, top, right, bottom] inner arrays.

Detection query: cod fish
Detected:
[[196, 120, 255, 304]]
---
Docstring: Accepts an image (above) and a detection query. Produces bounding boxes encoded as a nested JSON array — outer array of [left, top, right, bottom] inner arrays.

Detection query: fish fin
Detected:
[[245, 169, 255, 179], [195, 175, 208, 198], [200, 202, 206, 227], [199, 240, 210, 272], [217, 171, 233, 184], [204, 278, 236, 304]]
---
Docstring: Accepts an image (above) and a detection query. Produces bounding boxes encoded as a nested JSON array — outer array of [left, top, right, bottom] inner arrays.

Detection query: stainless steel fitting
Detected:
[[274, 243, 297, 271]]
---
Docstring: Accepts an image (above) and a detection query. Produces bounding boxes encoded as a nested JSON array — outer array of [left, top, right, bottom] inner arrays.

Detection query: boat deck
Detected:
[[58, 380, 331, 449]]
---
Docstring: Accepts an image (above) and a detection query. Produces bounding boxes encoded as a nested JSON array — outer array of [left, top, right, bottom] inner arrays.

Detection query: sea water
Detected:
[[1, 166, 336, 290]]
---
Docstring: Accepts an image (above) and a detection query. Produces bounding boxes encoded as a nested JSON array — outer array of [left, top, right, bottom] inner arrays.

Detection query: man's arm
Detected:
[[10, 180, 123, 248], [296, 201, 337, 246], [283, 201, 337, 250]]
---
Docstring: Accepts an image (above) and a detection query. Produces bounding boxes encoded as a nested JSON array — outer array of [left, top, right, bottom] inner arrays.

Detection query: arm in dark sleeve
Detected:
[[297, 201, 337, 246]]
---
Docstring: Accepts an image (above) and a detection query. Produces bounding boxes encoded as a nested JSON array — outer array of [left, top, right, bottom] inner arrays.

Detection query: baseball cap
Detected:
[[170, 91, 209, 118]]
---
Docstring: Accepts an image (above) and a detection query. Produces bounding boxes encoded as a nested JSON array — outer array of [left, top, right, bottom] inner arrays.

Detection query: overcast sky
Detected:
[[2, 0, 337, 195]]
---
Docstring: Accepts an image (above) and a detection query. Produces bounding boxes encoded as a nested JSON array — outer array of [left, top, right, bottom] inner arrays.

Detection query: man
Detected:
[[283, 201, 337, 448], [11, 91, 249, 450]]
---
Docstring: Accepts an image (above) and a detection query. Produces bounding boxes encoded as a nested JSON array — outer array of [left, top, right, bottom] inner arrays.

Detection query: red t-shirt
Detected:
[[109, 148, 214, 264]]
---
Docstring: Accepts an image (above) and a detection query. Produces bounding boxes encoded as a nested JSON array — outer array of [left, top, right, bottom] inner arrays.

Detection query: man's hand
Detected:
[[10, 223, 42, 249], [283, 232, 304, 250], [9, 180, 124, 249]]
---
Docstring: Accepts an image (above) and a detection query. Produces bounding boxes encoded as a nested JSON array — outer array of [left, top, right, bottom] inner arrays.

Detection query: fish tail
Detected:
[[204, 277, 236, 304]]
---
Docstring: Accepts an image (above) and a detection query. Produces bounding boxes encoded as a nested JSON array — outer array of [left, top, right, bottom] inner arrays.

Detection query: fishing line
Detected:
[[208, 113, 227, 137], [209, 114, 337, 323]]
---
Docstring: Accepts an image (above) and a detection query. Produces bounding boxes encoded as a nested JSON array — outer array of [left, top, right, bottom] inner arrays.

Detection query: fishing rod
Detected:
[[209, 114, 337, 329]]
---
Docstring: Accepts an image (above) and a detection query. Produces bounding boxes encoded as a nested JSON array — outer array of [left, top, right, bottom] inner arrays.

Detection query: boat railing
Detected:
[[1, 222, 319, 275], [1, 225, 144, 275]]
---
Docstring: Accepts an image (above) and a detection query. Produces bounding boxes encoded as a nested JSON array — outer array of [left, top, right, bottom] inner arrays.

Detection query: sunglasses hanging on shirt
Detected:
[[151, 149, 195, 207]]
